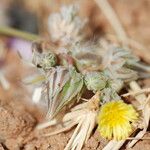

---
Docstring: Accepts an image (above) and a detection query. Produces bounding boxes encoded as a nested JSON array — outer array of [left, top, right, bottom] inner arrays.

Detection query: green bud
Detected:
[[84, 72, 107, 92], [40, 52, 57, 69], [33, 51, 57, 70], [107, 79, 123, 92]]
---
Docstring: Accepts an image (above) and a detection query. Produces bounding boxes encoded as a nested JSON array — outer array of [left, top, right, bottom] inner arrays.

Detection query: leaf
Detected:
[[46, 66, 83, 119], [55, 70, 83, 115], [46, 66, 71, 118]]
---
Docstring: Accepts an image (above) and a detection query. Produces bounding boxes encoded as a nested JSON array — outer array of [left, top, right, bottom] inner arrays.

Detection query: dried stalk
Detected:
[[0, 26, 40, 41], [127, 81, 150, 148], [103, 140, 126, 150], [95, 0, 128, 45], [127, 137, 150, 140], [122, 88, 150, 97]]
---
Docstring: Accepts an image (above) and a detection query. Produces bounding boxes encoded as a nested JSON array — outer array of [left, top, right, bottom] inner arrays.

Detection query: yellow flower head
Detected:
[[97, 100, 138, 140]]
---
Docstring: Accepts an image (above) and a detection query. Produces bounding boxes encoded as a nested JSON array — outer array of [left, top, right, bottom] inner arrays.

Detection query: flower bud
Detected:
[[84, 72, 107, 92], [32, 51, 57, 70]]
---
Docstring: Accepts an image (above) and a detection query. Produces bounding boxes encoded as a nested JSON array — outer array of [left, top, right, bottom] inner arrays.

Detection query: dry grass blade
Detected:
[[64, 120, 83, 150], [0, 72, 10, 90], [95, 0, 128, 44], [122, 88, 150, 97], [127, 137, 150, 140], [36, 119, 57, 130], [128, 82, 150, 148], [64, 112, 96, 150], [44, 121, 79, 137], [103, 140, 126, 150]]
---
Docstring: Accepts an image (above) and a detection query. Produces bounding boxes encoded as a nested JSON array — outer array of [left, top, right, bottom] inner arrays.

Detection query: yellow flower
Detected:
[[97, 100, 138, 140]]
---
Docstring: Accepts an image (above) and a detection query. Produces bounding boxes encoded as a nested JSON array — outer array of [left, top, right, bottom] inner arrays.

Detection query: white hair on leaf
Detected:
[[48, 5, 87, 45]]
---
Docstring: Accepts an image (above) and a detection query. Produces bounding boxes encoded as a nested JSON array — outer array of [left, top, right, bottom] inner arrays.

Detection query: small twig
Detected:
[[81, 98, 88, 102], [127, 137, 150, 140], [0, 26, 40, 41], [122, 88, 150, 97], [36, 119, 57, 130], [103, 140, 126, 150]]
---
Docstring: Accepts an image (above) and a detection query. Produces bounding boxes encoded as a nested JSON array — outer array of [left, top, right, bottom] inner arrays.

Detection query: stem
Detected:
[[0, 26, 40, 41], [95, 0, 128, 45]]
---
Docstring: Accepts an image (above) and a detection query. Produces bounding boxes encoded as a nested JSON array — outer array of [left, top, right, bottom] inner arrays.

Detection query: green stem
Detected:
[[0, 26, 40, 41]]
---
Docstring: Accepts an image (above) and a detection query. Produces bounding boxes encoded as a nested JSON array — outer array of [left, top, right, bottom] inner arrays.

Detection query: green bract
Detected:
[[32, 51, 57, 70], [107, 79, 123, 92], [100, 88, 121, 104], [46, 66, 83, 119], [40, 52, 57, 69], [84, 72, 107, 92]]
